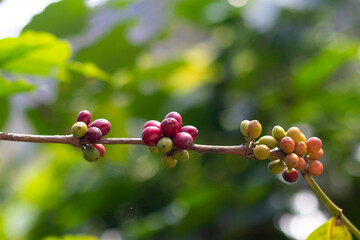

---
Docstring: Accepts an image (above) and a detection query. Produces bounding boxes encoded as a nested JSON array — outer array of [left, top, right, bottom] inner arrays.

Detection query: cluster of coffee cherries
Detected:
[[71, 110, 111, 162], [142, 112, 198, 168], [240, 120, 324, 183]]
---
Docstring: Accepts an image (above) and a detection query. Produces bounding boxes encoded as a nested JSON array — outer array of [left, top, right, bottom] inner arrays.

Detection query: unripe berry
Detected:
[[258, 135, 278, 149], [93, 144, 105, 157], [160, 117, 180, 137], [173, 150, 190, 162], [83, 146, 100, 162], [246, 120, 262, 139], [294, 141, 307, 156], [85, 127, 102, 143], [253, 144, 270, 160], [272, 125, 286, 142], [71, 122, 88, 138], [280, 137, 295, 154], [157, 137, 173, 153], [267, 159, 286, 174], [296, 157, 306, 171], [162, 154, 177, 168], [286, 127, 302, 143], [89, 119, 111, 136], [285, 153, 299, 168], [240, 120, 250, 137], [173, 132, 194, 149], [282, 168, 299, 183], [149, 146, 159, 153], [165, 112, 183, 128], [300, 133, 307, 143], [144, 120, 161, 129], [309, 148, 324, 160], [307, 137, 322, 153], [307, 160, 323, 176], [142, 127, 162, 146], [77, 110, 91, 126], [179, 125, 199, 140]]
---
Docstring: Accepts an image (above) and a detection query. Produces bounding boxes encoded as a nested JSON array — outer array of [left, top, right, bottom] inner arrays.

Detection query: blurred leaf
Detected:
[[43, 235, 99, 240], [306, 217, 353, 240], [0, 74, 35, 97], [66, 61, 111, 82]]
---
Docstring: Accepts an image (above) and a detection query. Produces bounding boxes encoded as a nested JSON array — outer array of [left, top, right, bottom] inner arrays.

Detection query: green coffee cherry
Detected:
[[240, 120, 250, 137], [253, 144, 270, 160], [82, 146, 100, 162], [247, 120, 262, 139], [162, 154, 177, 168], [72, 122, 88, 138], [268, 159, 286, 174], [272, 125, 286, 142], [157, 137, 173, 153], [173, 150, 190, 162], [258, 135, 278, 149], [149, 146, 159, 153]]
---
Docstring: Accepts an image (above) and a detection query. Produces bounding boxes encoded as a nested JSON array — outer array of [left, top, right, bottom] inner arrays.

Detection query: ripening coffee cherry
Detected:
[[309, 148, 324, 160], [85, 127, 102, 143], [144, 120, 161, 129], [162, 154, 177, 168], [165, 112, 183, 128], [294, 141, 307, 156], [142, 126, 162, 146], [253, 144, 270, 160], [72, 122, 88, 138], [77, 110, 91, 126], [89, 119, 111, 136], [240, 120, 250, 137], [285, 153, 299, 168], [173, 132, 194, 149], [307, 160, 323, 176], [157, 137, 173, 153], [93, 144, 105, 157], [149, 146, 159, 153], [258, 135, 278, 149], [296, 156, 306, 171], [300, 133, 307, 143], [272, 125, 286, 142], [173, 149, 190, 162], [280, 137, 296, 154], [83, 146, 100, 162], [268, 159, 286, 174], [179, 125, 199, 140], [282, 168, 299, 183], [307, 137, 322, 153], [286, 127, 302, 143], [160, 117, 180, 137], [247, 120, 262, 139]]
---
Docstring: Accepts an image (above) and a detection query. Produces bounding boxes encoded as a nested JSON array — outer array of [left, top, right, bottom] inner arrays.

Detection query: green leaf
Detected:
[[66, 61, 110, 82], [306, 217, 353, 240], [0, 75, 35, 97], [42, 235, 99, 240]]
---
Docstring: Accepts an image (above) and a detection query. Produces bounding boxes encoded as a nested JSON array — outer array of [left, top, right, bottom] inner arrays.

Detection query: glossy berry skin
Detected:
[[307, 160, 323, 176], [173, 132, 194, 149], [296, 157, 306, 171], [157, 137, 173, 153], [142, 126, 162, 146], [83, 146, 100, 162], [307, 137, 322, 153], [285, 153, 299, 168], [160, 118, 180, 137], [71, 122, 88, 138], [173, 150, 190, 162], [282, 168, 299, 183], [77, 110, 91, 126], [280, 137, 296, 154], [258, 135, 278, 149], [89, 119, 111, 136], [286, 127, 302, 143], [268, 159, 286, 174], [179, 125, 199, 140], [240, 120, 250, 137], [253, 144, 270, 160], [165, 112, 183, 128], [85, 127, 102, 143], [272, 125, 286, 142], [162, 154, 177, 168], [247, 120, 262, 139], [309, 148, 324, 160], [144, 120, 161, 129], [93, 144, 105, 157], [294, 141, 307, 156]]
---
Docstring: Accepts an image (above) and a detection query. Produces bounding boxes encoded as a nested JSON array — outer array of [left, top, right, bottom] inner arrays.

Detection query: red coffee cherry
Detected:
[[173, 132, 194, 149], [93, 144, 105, 157], [144, 120, 161, 129], [179, 125, 199, 140], [285, 153, 299, 168], [160, 117, 180, 137], [280, 137, 296, 154], [307, 137, 322, 153], [77, 110, 91, 126], [165, 112, 183, 128], [89, 119, 111, 136], [296, 157, 306, 171], [294, 141, 307, 156], [309, 148, 324, 160], [85, 127, 102, 143], [282, 168, 299, 183], [142, 126, 162, 146], [307, 160, 323, 176]]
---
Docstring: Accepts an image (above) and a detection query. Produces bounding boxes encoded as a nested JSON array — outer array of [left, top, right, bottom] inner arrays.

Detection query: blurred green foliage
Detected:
[[0, 0, 360, 239]]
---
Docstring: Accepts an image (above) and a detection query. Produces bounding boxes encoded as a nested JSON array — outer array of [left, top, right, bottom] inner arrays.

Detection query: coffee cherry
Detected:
[[300, 133, 307, 143], [280, 137, 295, 154], [157, 137, 173, 153], [83, 146, 100, 162], [162, 154, 177, 168], [286, 127, 302, 143], [258, 135, 278, 149], [149, 146, 159, 153], [285, 153, 299, 168], [93, 144, 105, 157], [253, 144, 270, 160], [71, 122, 88, 138], [77, 110, 91, 126], [268, 159, 286, 174], [309, 148, 324, 160], [307, 160, 323, 176], [247, 120, 262, 139], [179, 125, 199, 140], [173, 149, 190, 162], [294, 141, 307, 156], [89, 119, 111, 136], [173, 132, 194, 149], [282, 168, 299, 183], [307, 137, 322, 153], [272, 125, 286, 142], [142, 126, 162, 146], [160, 117, 180, 137], [240, 120, 250, 137], [296, 157, 306, 171], [165, 112, 183, 128], [144, 120, 161, 129], [85, 127, 102, 143]]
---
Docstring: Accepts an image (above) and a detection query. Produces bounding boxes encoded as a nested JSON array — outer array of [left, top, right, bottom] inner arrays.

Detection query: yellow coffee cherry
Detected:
[[162, 154, 177, 168], [253, 144, 270, 160], [247, 120, 262, 139], [240, 120, 250, 137], [258, 135, 278, 149], [268, 159, 286, 174], [286, 127, 302, 143], [272, 125, 286, 142]]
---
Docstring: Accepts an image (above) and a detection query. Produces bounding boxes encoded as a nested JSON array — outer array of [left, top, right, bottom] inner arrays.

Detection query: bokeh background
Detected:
[[0, 0, 360, 239]]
